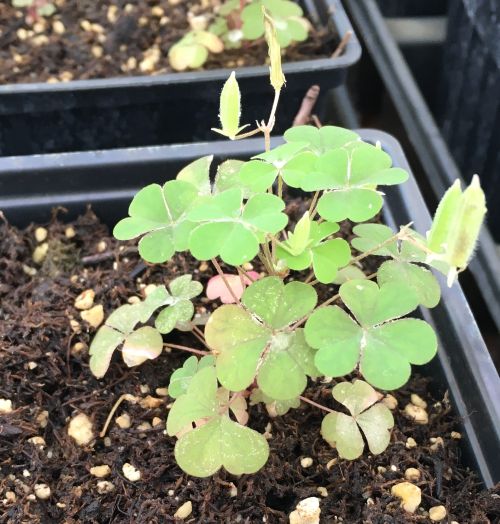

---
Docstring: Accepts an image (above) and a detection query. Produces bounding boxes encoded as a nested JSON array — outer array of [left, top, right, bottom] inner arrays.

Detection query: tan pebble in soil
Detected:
[[140, 396, 164, 409], [174, 501, 193, 519], [406, 437, 417, 449], [404, 467, 421, 481], [122, 463, 141, 482], [74, 289, 95, 310], [90, 465, 111, 478], [32, 242, 49, 263], [450, 431, 461, 439], [404, 403, 428, 424], [430, 436, 444, 451], [116, 413, 132, 429], [28, 436, 46, 447], [96, 481, 115, 494], [52, 20, 65, 34], [300, 457, 313, 468], [155, 387, 169, 397], [289, 497, 321, 524], [316, 487, 328, 497], [34, 227, 48, 242], [410, 393, 427, 409], [81, 305, 104, 328], [36, 410, 49, 428], [382, 394, 398, 410], [429, 505, 447, 521], [34, 484, 51, 500], [152, 417, 163, 427], [68, 413, 94, 446], [0, 399, 13, 414], [391, 482, 421, 513]]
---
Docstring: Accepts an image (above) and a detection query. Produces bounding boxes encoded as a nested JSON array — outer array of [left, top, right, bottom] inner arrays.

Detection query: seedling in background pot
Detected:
[[12, 0, 55, 23], [89, 10, 487, 478], [169, 0, 310, 71]]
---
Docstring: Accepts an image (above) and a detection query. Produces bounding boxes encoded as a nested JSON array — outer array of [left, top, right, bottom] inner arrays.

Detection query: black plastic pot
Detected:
[[376, 0, 448, 17], [0, 0, 360, 157], [440, 0, 500, 241], [344, 0, 500, 337], [0, 130, 498, 487]]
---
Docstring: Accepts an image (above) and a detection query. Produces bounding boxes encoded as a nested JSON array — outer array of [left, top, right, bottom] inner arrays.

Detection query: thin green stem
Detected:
[[299, 395, 335, 414], [165, 343, 211, 356]]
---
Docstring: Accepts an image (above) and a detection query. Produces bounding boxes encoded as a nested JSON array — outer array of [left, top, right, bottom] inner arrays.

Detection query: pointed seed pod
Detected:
[[263, 7, 286, 92]]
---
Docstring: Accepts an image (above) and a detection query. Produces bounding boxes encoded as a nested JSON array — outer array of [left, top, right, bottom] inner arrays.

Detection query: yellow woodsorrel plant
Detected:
[[89, 12, 487, 477]]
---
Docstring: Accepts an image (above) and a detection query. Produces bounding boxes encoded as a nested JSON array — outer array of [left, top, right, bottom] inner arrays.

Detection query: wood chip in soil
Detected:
[[0, 209, 499, 524]]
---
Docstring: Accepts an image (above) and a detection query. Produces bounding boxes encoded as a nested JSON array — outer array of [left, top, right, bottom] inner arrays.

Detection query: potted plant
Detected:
[[0, 0, 360, 156], [1, 16, 498, 522]]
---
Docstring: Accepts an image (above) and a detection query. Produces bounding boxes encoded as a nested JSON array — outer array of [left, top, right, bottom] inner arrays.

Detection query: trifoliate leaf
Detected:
[[305, 280, 437, 390], [205, 277, 318, 399], [332, 265, 367, 284], [176, 156, 213, 196], [284, 125, 360, 155], [187, 189, 287, 265], [167, 366, 269, 476], [277, 219, 350, 283], [168, 355, 216, 399], [352, 224, 440, 307], [113, 181, 199, 263], [155, 275, 203, 334], [89, 286, 172, 378], [175, 415, 269, 477], [213, 159, 252, 196], [321, 380, 394, 459]]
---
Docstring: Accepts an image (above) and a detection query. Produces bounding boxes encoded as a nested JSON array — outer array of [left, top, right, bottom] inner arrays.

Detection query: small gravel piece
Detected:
[[122, 463, 141, 482], [391, 482, 421, 513], [34, 484, 51, 500], [68, 413, 94, 446], [174, 501, 193, 519], [429, 505, 447, 521], [90, 465, 111, 478]]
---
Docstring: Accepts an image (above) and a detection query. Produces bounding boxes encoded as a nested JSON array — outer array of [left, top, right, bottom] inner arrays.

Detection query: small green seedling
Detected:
[[12, 0, 55, 23], [169, 0, 310, 71], [90, 13, 486, 478]]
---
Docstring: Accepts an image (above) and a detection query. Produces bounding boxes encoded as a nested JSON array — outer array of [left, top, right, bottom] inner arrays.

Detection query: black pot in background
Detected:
[[0, 130, 498, 487], [439, 0, 500, 241], [0, 0, 360, 157], [376, 0, 448, 17], [343, 0, 500, 344]]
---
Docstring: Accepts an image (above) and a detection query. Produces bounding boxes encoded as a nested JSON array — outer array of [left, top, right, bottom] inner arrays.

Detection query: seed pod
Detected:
[[427, 180, 462, 253], [263, 8, 286, 92], [446, 175, 486, 271], [211, 71, 249, 139]]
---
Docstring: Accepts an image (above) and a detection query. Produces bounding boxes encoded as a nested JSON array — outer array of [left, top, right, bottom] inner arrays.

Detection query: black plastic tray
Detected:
[[0, 0, 360, 157], [344, 0, 500, 335], [0, 130, 498, 487]]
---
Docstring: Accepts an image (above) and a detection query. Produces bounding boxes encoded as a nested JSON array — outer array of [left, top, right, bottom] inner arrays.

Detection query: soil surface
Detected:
[[0, 0, 334, 85], [1, 208, 499, 524]]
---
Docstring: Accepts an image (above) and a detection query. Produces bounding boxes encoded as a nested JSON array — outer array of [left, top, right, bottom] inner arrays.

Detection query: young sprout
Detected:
[[169, 31, 223, 71], [12, 0, 55, 24]]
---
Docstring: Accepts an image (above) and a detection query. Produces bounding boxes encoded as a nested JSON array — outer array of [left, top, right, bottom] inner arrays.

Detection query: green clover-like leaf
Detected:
[[168, 355, 216, 399], [305, 279, 437, 390], [89, 286, 172, 378], [187, 189, 287, 265], [284, 125, 360, 155], [352, 224, 440, 307], [205, 277, 318, 399], [277, 216, 351, 283], [113, 181, 199, 263], [167, 366, 269, 477], [241, 0, 307, 48], [155, 275, 203, 334], [321, 380, 394, 459], [239, 142, 311, 192]]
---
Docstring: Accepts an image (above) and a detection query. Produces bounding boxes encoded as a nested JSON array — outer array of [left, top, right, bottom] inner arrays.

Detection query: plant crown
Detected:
[[89, 11, 487, 478]]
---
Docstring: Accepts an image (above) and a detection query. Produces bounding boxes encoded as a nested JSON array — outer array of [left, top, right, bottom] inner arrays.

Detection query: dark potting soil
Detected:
[[0, 0, 334, 85], [0, 208, 499, 524]]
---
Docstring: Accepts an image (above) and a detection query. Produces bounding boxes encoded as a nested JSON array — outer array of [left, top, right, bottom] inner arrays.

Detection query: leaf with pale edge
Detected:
[[166, 366, 269, 477], [205, 277, 318, 399], [321, 380, 394, 459], [305, 279, 437, 390]]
